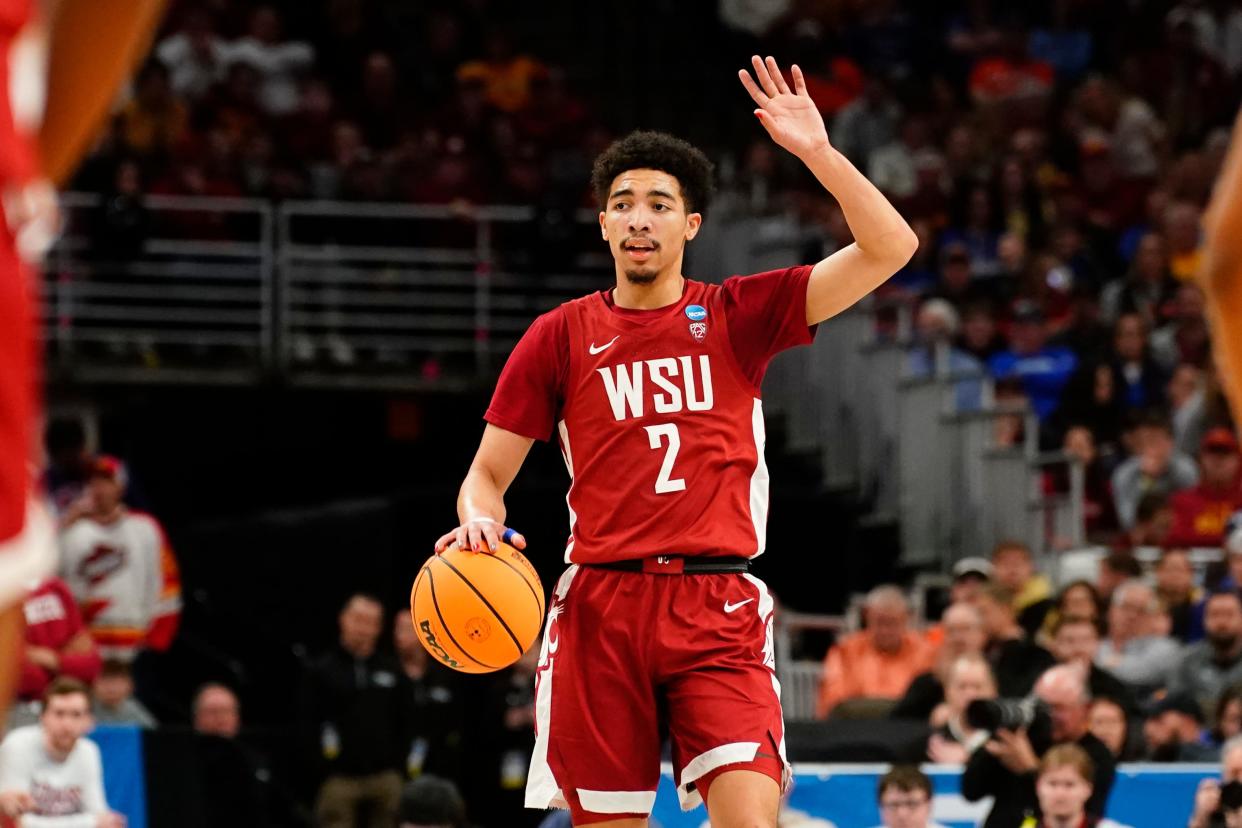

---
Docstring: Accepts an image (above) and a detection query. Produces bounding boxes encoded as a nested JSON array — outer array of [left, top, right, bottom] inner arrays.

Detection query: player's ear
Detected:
[[598, 211, 607, 240], [685, 212, 702, 241]]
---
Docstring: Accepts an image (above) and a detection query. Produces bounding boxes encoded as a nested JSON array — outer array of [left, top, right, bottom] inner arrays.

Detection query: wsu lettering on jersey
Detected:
[[595, 355, 715, 420]]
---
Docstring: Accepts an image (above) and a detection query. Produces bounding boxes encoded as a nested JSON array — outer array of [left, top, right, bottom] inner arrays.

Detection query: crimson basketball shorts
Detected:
[[525, 564, 789, 823]]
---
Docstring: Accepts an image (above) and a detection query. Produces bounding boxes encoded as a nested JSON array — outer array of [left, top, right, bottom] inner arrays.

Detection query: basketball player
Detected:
[[434, 56, 917, 827], [0, 0, 166, 720], [1203, 107, 1242, 421]]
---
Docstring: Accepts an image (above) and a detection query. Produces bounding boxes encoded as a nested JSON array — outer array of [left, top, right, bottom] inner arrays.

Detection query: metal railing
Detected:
[[43, 194, 613, 388]]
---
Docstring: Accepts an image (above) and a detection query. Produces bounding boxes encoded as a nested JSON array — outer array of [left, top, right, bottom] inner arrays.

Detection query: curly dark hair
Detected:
[[590, 130, 715, 215]]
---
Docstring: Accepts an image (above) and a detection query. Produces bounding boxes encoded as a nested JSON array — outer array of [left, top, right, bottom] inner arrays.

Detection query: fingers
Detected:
[[435, 520, 525, 554], [791, 63, 808, 96], [764, 56, 791, 95], [750, 55, 781, 98], [433, 531, 457, 553], [479, 522, 502, 552], [503, 527, 527, 549], [737, 68, 768, 107]]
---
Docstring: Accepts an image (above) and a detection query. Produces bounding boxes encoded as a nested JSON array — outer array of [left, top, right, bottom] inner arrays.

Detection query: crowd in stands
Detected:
[[816, 537, 1242, 825]]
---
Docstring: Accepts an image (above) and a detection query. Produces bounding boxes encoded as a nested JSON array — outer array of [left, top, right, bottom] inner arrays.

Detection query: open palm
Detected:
[[738, 55, 831, 160]]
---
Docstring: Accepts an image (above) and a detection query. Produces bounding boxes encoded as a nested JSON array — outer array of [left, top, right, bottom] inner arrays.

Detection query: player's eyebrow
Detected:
[[608, 187, 678, 202]]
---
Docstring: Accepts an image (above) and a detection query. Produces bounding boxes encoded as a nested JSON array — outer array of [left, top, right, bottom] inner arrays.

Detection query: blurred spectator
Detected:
[[1153, 285, 1211, 372], [194, 683, 240, 738], [942, 183, 1003, 279], [397, 775, 468, 828], [869, 115, 938, 201], [830, 76, 900, 167], [41, 417, 90, 522], [871, 765, 948, 828], [155, 9, 227, 101], [907, 298, 985, 411], [477, 639, 541, 828], [393, 612, 464, 781], [976, 583, 1055, 697], [224, 6, 314, 116], [1088, 696, 1134, 761], [929, 242, 996, 311], [1156, 547, 1205, 641], [1048, 615, 1134, 715], [816, 586, 936, 718], [1108, 313, 1167, 410], [1217, 685, 1242, 746], [16, 576, 101, 704], [1043, 426, 1119, 538], [1164, 201, 1204, 282], [1169, 363, 1210, 458], [1047, 363, 1127, 459], [1074, 76, 1166, 183], [987, 300, 1079, 420], [958, 302, 1007, 362], [58, 455, 182, 662], [1171, 591, 1242, 719], [1032, 743, 1131, 828], [961, 665, 1116, 828], [1097, 551, 1144, 604], [1143, 693, 1219, 762], [1122, 492, 1175, 549], [0, 678, 122, 828], [455, 30, 546, 114], [1186, 734, 1242, 828], [1039, 580, 1106, 644], [991, 540, 1054, 637], [895, 602, 987, 722], [950, 557, 993, 603], [1110, 412, 1199, 529], [301, 593, 415, 828], [119, 61, 188, 159], [1168, 429, 1242, 546], [1099, 233, 1174, 326], [925, 654, 997, 764], [91, 159, 151, 263], [1096, 580, 1182, 697], [93, 659, 156, 727]]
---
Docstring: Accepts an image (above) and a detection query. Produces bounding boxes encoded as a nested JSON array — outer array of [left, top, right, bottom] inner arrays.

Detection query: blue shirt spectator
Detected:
[[988, 302, 1078, 420]]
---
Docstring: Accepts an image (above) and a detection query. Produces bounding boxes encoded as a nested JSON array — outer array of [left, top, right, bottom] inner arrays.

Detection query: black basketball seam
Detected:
[[486, 552, 546, 620], [434, 555, 525, 659], [425, 565, 499, 670]]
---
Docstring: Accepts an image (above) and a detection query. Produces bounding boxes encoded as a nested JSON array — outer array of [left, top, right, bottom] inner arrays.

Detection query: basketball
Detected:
[[410, 543, 545, 674]]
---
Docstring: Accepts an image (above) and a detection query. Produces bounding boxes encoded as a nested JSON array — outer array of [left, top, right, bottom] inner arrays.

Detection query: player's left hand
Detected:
[[738, 55, 831, 160]]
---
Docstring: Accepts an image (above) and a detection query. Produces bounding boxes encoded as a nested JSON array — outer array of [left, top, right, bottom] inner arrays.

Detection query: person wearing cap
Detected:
[[1170, 591, 1242, 719], [987, 299, 1079, 421], [1168, 428, 1242, 547], [1110, 411, 1199, 530], [57, 455, 181, 662], [1143, 693, 1219, 762]]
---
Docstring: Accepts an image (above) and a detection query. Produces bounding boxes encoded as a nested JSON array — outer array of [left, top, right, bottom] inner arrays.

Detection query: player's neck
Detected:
[[611, 270, 685, 310]]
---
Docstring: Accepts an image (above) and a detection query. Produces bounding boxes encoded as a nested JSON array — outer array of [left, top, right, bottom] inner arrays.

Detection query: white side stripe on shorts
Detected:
[[576, 789, 657, 814], [676, 742, 762, 810]]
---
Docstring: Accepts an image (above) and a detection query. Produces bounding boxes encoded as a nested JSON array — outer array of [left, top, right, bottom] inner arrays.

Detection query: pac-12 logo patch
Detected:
[[685, 304, 707, 321], [689, 321, 708, 341]]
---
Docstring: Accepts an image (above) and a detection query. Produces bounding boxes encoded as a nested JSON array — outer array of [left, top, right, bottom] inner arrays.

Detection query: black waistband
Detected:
[[586, 556, 751, 574]]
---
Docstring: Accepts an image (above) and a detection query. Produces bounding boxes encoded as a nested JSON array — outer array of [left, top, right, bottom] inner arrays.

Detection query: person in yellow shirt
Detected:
[[992, 540, 1055, 637]]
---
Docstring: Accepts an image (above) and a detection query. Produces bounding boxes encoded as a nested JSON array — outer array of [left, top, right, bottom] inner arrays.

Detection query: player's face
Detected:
[[41, 693, 92, 756], [599, 169, 701, 286]]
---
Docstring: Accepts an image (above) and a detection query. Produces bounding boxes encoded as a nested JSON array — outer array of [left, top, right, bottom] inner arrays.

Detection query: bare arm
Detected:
[[739, 56, 918, 326], [433, 424, 535, 553], [1202, 107, 1242, 421]]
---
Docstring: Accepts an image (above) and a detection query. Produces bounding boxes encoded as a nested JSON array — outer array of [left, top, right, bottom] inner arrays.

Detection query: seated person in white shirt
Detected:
[[0, 677, 124, 827]]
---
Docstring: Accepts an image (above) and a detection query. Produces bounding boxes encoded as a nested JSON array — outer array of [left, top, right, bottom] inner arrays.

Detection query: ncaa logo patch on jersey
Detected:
[[685, 304, 707, 321], [689, 321, 707, 341]]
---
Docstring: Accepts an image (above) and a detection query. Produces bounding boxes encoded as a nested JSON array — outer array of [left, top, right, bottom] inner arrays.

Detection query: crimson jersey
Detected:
[[485, 267, 815, 564], [0, 0, 39, 545]]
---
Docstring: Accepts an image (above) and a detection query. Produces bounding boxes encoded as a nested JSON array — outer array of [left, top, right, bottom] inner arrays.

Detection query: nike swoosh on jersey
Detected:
[[588, 335, 620, 355], [723, 598, 755, 613]]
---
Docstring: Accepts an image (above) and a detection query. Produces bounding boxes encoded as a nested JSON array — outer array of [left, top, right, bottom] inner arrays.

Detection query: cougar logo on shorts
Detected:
[[419, 619, 464, 669]]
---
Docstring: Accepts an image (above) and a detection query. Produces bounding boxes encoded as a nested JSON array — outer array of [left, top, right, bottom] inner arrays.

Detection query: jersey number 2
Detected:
[[643, 423, 685, 493]]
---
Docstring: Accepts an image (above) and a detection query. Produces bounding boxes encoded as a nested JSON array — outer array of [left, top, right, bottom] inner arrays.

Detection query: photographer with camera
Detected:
[[1187, 734, 1242, 828], [962, 665, 1116, 828]]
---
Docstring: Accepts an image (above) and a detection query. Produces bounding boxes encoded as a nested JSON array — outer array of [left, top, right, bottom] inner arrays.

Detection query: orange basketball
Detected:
[[410, 543, 545, 674]]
